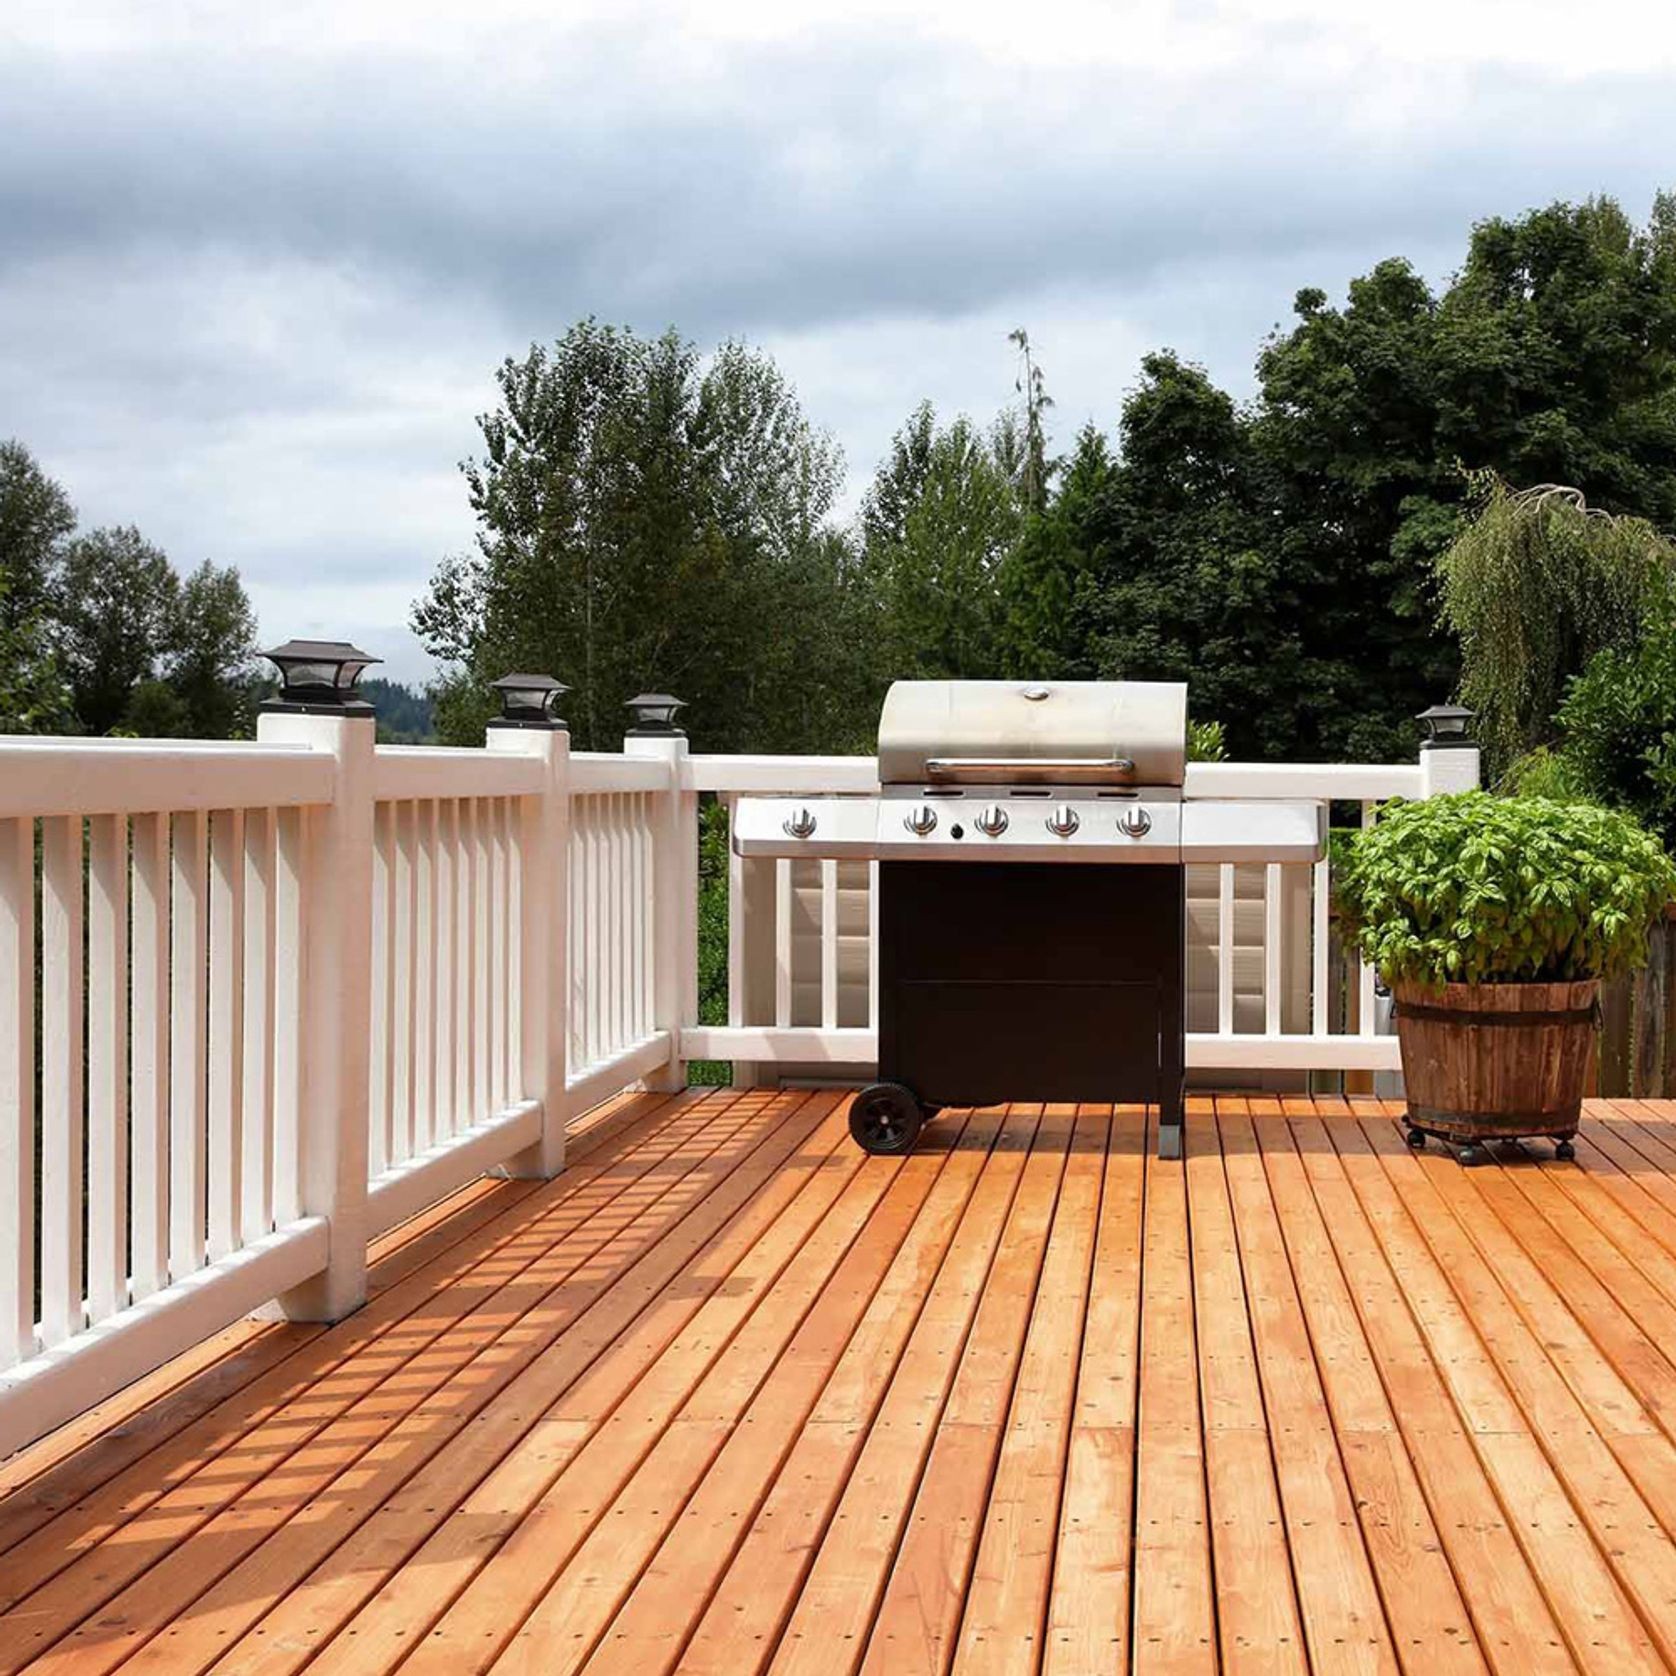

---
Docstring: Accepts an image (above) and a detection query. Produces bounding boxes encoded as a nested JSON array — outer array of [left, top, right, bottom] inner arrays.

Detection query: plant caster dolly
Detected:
[[848, 1083, 926, 1155], [1456, 1142, 1487, 1167], [1554, 1137, 1577, 1161], [1405, 1127, 1427, 1151]]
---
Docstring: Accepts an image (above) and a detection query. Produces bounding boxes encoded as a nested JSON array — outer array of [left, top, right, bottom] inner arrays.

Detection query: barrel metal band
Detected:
[[1407, 1102, 1579, 1132], [1392, 1000, 1599, 1028]]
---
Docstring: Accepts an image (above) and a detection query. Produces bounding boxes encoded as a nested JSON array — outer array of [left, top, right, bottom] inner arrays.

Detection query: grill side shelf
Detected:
[[731, 796, 880, 859], [1180, 799, 1326, 864]]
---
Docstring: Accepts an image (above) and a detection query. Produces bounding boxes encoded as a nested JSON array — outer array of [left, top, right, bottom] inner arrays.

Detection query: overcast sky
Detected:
[[5, 0, 1676, 685]]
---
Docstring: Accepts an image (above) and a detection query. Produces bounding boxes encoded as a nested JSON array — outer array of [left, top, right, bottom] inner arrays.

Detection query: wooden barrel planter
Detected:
[[1392, 978, 1598, 1164]]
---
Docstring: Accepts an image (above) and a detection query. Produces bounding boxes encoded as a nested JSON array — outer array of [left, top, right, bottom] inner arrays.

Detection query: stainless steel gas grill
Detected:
[[732, 679, 1326, 1159]]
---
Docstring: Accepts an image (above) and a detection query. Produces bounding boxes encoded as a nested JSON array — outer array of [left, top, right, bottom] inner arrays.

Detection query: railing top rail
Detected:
[[685, 754, 879, 794], [684, 753, 1421, 801], [571, 753, 672, 794], [1184, 761, 1424, 800], [372, 745, 545, 802], [0, 739, 336, 818]]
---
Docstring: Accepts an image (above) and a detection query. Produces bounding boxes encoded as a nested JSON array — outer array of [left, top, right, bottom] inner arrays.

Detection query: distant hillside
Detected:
[[362, 678, 435, 743]]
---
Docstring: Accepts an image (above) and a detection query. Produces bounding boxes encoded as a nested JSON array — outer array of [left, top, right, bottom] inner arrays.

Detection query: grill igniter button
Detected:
[[1046, 804, 1080, 837], [782, 806, 817, 839], [975, 804, 1009, 837], [903, 804, 938, 836], [1117, 806, 1152, 838]]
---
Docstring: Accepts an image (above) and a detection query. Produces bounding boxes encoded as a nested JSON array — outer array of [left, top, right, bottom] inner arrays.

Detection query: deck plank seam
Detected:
[[665, 1102, 1029, 1676], [475, 1108, 941, 1673], [1281, 1109, 1565, 1676], [1030, 1105, 1117, 1676], [1227, 1101, 1406, 1671], [947, 1105, 1110, 1674], [1265, 1099, 1490, 1671], [762, 1103, 1049, 1674], [1347, 1105, 1616, 1675], [0, 1086, 716, 1559], [1410, 1128, 1676, 1666], [582, 1106, 1007, 1676], [559, 1117, 983, 1673], [1351, 1110, 1671, 1676], [1203, 1096, 1313, 1674], [0, 1087, 800, 1668], [569, 1112, 998, 1676], [860, 1105, 1076, 1674], [208, 1090, 855, 1676]]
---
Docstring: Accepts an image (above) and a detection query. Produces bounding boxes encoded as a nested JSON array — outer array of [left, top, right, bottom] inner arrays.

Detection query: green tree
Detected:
[[997, 423, 1110, 678], [416, 321, 869, 752], [1435, 194, 1676, 520], [1063, 193, 1676, 761], [1437, 478, 1671, 772], [164, 560, 260, 738], [0, 442, 77, 733], [0, 443, 261, 738], [362, 678, 436, 744], [1240, 194, 1676, 755], [1248, 260, 1458, 756], [858, 403, 1021, 681], [53, 526, 178, 735], [0, 440, 75, 628], [119, 679, 192, 739], [1070, 353, 1309, 756], [1008, 328, 1053, 515], [0, 578, 74, 734]]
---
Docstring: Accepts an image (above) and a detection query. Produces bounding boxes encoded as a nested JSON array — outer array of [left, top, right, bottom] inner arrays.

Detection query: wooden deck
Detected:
[[12, 1089, 1676, 1673]]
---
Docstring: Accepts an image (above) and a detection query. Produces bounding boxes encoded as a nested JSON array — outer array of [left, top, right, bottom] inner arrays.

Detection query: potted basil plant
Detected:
[[1335, 792, 1676, 1164]]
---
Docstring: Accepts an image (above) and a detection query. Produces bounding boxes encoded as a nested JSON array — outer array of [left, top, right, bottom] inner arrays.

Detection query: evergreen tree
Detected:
[[415, 321, 872, 752], [857, 405, 1021, 682]]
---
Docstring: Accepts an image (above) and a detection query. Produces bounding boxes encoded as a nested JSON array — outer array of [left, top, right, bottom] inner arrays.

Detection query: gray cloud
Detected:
[[3, 12, 1674, 683]]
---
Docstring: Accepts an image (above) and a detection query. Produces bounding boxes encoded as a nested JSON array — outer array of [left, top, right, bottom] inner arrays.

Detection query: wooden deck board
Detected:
[[3, 1088, 792, 1674], [14, 1093, 1676, 1672]]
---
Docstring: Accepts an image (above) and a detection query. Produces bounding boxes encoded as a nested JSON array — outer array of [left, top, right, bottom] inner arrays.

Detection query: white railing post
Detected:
[[1418, 737, 1481, 796], [256, 706, 375, 1320], [624, 710, 694, 1092], [489, 718, 570, 1176]]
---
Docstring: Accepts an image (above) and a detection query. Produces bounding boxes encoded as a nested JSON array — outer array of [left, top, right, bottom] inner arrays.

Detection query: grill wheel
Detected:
[[848, 1083, 927, 1155]]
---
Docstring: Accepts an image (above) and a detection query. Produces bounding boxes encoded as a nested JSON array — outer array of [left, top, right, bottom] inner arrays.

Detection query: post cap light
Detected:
[[1416, 702, 1476, 749], [625, 692, 686, 736], [260, 639, 380, 714], [489, 672, 569, 730]]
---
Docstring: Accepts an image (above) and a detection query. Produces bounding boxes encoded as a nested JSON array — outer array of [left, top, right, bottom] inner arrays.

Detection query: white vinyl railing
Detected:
[[568, 783, 654, 1076], [0, 718, 1472, 1459], [367, 794, 523, 1209], [682, 751, 1479, 1075], [0, 722, 693, 1458], [0, 742, 334, 1458]]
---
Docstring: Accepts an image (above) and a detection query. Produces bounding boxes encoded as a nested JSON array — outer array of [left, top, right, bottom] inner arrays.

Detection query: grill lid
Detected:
[[876, 679, 1187, 787]]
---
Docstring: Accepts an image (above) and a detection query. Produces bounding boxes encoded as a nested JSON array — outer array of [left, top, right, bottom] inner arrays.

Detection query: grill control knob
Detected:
[[903, 804, 938, 836], [975, 803, 1009, 837], [782, 806, 817, 840], [1117, 806, 1153, 839], [1046, 804, 1080, 838]]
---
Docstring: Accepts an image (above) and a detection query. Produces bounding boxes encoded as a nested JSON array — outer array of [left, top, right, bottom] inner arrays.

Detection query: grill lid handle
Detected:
[[921, 755, 1136, 784]]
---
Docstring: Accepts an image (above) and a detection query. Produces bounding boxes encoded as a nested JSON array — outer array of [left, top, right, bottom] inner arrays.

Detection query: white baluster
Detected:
[[1, 818, 35, 1365], [208, 809, 245, 1263], [241, 808, 276, 1244], [87, 813, 129, 1323], [1217, 863, 1235, 1038], [1263, 861, 1282, 1038], [169, 809, 208, 1283], [129, 813, 169, 1297]]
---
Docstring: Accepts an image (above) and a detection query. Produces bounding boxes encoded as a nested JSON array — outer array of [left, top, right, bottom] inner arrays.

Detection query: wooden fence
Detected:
[[1598, 910, 1676, 1097]]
